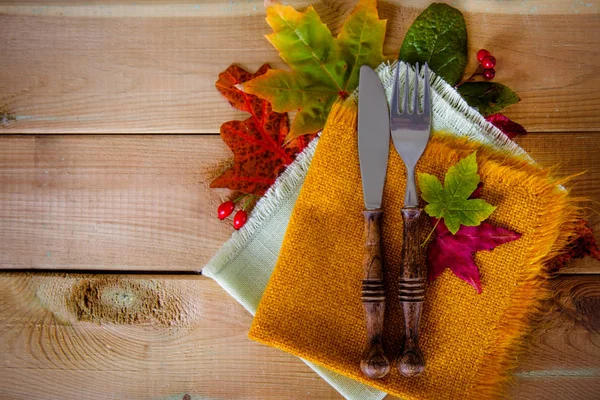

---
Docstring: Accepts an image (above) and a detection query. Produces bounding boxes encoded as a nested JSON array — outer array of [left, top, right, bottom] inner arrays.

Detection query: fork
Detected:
[[390, 62, 431, 377]]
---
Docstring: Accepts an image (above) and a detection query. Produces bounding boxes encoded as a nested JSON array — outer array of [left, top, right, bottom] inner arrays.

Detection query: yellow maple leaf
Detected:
[[244, 0, 387, 142]]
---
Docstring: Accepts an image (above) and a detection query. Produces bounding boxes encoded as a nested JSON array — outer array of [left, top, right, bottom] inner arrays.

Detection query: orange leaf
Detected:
[[211, 64, 313, 196]]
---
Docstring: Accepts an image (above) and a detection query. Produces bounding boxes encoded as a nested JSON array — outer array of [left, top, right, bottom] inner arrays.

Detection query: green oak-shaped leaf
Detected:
[[418, 151, 496, 234], [399, 3, 468, 85], [457, 82, 521, 116]]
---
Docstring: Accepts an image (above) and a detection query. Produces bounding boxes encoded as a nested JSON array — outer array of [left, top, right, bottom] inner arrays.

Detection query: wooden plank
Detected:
[[1, 133, 599, 272], [377, 1, 600, 134], [0, 135, 234, 271], [0, 273, 598, 399], [0, 0, 598, 133], [515, 133, 600, 275], [507, 275, 600, 399], [0, 273, 341, 399], [1, 0, 596, 17]]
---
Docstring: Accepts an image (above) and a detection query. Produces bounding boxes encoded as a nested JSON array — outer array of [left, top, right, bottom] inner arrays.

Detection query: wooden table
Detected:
[[1, 1, 599, 398]]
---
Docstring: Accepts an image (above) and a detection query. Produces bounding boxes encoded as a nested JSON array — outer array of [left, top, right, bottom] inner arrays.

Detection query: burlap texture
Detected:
[[249, 99, 578, 399]]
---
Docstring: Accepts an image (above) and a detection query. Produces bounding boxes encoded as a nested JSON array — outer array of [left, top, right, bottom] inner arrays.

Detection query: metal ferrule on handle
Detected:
[[404, 165, 419, 208]]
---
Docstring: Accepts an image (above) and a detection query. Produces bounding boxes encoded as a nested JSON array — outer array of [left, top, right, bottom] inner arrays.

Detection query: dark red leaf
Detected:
[[485, 113, 527, 139], [211, 64, 313, 196], [546, 219, 600, 273], [471, 182, 484, 199], [427, 218, 521, 293]]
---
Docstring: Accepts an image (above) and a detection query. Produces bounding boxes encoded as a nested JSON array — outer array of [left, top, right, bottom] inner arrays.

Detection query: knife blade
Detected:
[[357, 65, 390, 379], [358, 66, 390, 211]]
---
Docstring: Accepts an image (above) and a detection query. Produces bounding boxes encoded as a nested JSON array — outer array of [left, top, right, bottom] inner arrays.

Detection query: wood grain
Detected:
[[361, 210, 390, 379], [0, 1, 598, 399], [0, 135, 234, 271], [507, 275, 600, 400], [1, 0, 595, 17], [515, 133, 600, 275], [1, 133, 599, 272], [0, 0, 597, 133], [0, 273, 597, 399], [0, 273, 341, 399], [397, 207, 425, 377]]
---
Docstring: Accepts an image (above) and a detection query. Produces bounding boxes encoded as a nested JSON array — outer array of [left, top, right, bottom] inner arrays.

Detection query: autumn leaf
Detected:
[[485, 113, 527, 139], [546, 218, 600, 273], [427, 218, 521, 293], [418, 151, 496, 234], [244, 0, 387, 141], [210, 64, 312, 196], [427, 181, 521, 293]]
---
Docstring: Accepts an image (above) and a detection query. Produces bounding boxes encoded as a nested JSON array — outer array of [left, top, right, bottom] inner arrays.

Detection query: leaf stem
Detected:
[[241, 194, 257, 211], [455, 65, 484, 88], [421, 216, 442, 247], [232, 193, 248, 204]]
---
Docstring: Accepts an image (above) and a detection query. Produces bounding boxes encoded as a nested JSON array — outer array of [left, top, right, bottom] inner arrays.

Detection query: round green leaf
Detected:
[[399, 3, 468, 86]]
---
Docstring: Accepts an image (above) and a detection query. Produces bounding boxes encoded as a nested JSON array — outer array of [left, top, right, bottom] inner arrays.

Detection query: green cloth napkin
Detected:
[[202, 62, 527, 400]]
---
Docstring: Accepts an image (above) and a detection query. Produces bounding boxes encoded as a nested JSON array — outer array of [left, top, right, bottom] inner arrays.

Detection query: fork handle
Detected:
[[360, 210, 390, 379], [398, 207, 426, 377]]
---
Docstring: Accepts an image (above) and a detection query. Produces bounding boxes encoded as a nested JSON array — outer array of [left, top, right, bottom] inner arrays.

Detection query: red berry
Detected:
[[477, 49, 490, 63], [233, 210, 248, 230], [217, 201, 235, 220], [481, 55, 496, 69], [483, 68, 495, 80]]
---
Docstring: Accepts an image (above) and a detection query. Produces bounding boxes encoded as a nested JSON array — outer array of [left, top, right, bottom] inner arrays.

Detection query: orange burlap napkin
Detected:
[[249, 99, 579, 399]]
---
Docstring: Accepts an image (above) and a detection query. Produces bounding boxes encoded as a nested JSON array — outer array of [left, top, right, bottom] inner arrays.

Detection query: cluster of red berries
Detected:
[[217, 199, 248, 230], [476, 49, 497, 80]]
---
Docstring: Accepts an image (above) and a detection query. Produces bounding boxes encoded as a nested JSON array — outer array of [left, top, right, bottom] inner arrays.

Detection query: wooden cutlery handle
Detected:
[[398, 207, 426, 377], [360, 210, 390, 379]]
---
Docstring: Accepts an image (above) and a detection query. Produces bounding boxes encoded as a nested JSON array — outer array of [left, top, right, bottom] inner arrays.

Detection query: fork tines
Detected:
[[391, 62, 431, 117]]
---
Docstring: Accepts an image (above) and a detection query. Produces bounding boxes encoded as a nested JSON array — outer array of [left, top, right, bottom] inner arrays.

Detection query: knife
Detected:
[[357, 65, 391, 379]]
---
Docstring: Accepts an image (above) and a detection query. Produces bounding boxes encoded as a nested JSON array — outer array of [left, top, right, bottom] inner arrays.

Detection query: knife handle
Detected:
[[360, 209, 390, 379], [398, 207, 426, 377]]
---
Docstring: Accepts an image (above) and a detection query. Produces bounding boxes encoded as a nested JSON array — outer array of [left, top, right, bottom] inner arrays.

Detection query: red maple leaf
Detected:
[[485, 113, 527, 139], [211, 64, 313, 196], [426, 184, 520, 293], [427, 219, 521, 293], [546, 218, 600, 273]]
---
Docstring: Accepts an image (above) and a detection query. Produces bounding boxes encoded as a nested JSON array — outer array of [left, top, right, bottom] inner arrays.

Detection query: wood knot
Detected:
[[67, 278, 191, 327], [575, 295, 600, 333], [34, 276, 199, 328]]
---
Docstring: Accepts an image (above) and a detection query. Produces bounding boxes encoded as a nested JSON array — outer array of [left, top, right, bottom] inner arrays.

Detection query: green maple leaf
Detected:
[[244, 0, 387, 142], [418, 152, 496, 234]]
